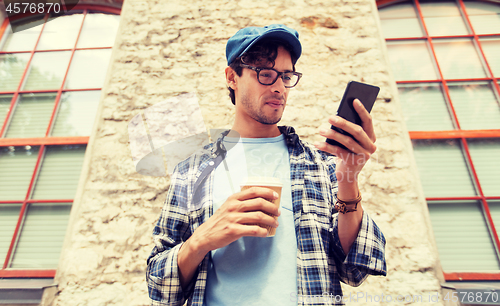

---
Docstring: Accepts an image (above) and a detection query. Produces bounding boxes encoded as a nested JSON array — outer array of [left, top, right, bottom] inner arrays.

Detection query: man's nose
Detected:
[[270, 75, 286, 93]]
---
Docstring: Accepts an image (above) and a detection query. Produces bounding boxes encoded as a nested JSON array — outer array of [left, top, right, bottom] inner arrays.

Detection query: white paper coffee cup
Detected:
[[240, 177, 282, 237]]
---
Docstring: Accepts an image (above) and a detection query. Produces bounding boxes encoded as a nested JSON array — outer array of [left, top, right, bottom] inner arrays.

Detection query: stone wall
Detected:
[[42, 0, 448, 305]]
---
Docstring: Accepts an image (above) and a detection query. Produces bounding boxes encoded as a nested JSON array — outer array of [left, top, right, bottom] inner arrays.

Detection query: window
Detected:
[[0, 7, 120, 279], [378, 0, 500, 282]]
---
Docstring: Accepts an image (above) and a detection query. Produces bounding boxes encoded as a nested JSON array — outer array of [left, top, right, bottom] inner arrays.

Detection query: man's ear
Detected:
[[225, 66, 237, 90]]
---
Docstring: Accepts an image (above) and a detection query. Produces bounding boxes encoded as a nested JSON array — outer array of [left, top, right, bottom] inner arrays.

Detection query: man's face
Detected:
[[233, 46, 293, 126]]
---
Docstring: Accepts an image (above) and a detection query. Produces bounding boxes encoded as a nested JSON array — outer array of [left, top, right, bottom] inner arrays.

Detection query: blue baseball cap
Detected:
[[226, 24, 302, 65]]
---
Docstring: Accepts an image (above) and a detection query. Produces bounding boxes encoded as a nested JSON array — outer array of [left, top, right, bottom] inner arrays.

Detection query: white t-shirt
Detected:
[[205, 134, 297, 305]]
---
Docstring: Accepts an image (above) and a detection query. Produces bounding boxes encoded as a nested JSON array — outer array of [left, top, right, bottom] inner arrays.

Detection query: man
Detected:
[[147, 24, 386, 306]]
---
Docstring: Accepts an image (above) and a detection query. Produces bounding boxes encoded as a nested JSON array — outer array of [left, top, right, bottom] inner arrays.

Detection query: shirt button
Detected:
[[329, 228, 333, 232], [209, 161, 214, 166]]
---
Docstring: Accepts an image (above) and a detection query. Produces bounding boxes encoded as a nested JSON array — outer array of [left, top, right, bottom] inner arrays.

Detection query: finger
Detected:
[[353, 99, 376, 142], [326, 116, 376, 154], [231, 211, 279, 228], [235, 186, 279, 202], [232, 224, 269, 238], [315, 138, 367, 160], [236, 197, 281, 217], [319, 126, 373, 155]]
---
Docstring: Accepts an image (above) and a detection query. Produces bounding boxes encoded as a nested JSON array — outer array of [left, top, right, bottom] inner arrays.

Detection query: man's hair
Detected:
[[228, 39, 298, 105]]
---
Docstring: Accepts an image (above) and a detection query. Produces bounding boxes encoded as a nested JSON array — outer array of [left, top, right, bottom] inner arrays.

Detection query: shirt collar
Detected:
[[212, 126, 299, 156]]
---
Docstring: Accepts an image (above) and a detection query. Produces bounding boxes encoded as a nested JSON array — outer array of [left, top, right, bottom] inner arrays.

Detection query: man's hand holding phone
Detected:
[[317, 99, 376, 163], [314, 81, 379, 183]]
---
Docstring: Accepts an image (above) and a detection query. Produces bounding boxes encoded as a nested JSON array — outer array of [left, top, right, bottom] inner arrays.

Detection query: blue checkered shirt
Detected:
[[147, 126, 386, 306]]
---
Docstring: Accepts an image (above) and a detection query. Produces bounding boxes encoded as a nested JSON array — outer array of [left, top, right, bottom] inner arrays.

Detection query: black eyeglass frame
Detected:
[[239, 64, 302, 88]]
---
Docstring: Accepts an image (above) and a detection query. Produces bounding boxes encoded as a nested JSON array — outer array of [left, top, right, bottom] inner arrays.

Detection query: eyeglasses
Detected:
[[240, 64, 302, 88]]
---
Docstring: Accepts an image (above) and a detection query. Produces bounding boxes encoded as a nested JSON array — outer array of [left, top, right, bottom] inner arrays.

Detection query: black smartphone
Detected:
[[325, 81, 380, 151]]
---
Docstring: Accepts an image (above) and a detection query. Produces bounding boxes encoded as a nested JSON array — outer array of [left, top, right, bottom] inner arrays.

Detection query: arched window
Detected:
[[0, 6, 120, 279], [378, 0, 500, 282]]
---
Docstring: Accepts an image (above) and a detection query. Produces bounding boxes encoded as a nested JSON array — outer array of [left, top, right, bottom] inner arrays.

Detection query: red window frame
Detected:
[[0, 4, 121, 278], [377, 0, 500, 281]]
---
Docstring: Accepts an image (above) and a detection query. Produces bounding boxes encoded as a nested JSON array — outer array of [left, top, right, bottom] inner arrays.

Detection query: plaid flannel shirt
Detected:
[[147, 126, 386, 306]]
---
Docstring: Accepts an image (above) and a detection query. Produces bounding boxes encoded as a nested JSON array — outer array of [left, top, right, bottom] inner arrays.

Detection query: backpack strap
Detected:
[[192, 130, 229, 202]]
